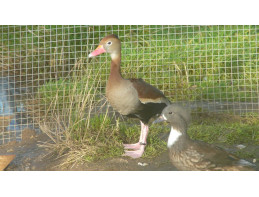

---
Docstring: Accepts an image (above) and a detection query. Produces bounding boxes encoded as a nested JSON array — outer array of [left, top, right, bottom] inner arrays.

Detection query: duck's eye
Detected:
[[107, 41, 112, 45], [168, 112, 173, 115]]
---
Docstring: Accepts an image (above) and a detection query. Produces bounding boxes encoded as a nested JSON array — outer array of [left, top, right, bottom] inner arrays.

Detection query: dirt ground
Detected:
[[0, 130, 176, 171], [1, 129, 258, 171]]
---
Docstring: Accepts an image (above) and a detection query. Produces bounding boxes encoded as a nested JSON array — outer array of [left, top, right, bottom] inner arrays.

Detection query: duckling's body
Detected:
[[155, 104, 256, 171], [168, 132, 254, 171]]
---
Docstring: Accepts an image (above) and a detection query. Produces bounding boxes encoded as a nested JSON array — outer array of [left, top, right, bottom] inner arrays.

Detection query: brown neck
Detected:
[[109, 54, 123, 82]]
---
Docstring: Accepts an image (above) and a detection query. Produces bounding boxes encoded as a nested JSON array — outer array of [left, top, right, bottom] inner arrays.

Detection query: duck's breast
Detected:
[[106, 80, 141, 115]]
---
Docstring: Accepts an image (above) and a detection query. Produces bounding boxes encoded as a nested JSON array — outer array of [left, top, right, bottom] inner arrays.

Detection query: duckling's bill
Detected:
[[153, 114, 167, 124]]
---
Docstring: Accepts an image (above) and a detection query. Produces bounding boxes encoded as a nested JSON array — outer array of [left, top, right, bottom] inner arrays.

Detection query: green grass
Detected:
[[119, 122, 168, 158], [188, 112, 259, 145], [187, 113, 259, 160], [39, 113, 168, 165], [79, 117, 168, 161]]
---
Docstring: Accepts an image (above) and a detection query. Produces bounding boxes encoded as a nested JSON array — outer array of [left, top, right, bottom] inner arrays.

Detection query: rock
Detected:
[[236, 144, 246, 149], [137, 162, 149, 167]]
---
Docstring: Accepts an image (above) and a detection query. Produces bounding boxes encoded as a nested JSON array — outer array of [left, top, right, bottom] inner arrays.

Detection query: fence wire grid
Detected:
[[0, 25, 259, 144]]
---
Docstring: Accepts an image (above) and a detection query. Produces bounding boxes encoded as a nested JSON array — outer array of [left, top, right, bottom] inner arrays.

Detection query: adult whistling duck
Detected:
[[154, 104, 256, 171], [89, 34, 170, 158]]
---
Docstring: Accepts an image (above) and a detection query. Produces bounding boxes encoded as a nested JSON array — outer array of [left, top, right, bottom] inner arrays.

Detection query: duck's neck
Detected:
[[108, 53, 123, 84], [167, 127, 183, 148], [167, 124, 189, 148]]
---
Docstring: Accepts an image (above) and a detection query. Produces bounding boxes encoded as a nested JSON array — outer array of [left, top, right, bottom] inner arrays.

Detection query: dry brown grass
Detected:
[[36, 61, 122, 167]]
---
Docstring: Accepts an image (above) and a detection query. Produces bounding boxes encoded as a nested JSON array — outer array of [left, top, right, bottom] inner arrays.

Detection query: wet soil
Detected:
[[1, 131, 258, 171]]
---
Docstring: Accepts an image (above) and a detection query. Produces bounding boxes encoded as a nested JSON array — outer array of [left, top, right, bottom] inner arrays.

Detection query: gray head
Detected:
[[154, 104, 191, 133]]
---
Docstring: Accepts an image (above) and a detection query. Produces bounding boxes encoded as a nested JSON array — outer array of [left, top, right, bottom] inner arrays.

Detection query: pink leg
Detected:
[[123, 121, 145, 150], [123, 121, 149, 159], [123, 142, 141, 150]]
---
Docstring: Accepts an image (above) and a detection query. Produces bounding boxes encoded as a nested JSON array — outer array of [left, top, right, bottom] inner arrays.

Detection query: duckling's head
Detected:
[[154, 104, 191, 132]]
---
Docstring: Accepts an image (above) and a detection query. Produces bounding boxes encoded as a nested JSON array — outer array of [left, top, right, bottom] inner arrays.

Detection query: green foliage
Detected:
[[188, 113, 259, 145]]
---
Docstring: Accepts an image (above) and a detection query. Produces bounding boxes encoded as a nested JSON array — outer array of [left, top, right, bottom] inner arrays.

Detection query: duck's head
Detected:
[[88, 34, 121, 59], [154, 104, 191, 132]]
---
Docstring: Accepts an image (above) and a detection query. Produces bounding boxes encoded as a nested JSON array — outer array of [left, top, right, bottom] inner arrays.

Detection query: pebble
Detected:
[[138, 162, 148, 167], [253, 159, 256, 163], [236, 144, 246, 149]]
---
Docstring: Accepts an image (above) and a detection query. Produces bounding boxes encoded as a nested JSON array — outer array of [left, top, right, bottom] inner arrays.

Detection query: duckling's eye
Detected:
[[168, 112, 173, 115], [107, 41, 112, 45]]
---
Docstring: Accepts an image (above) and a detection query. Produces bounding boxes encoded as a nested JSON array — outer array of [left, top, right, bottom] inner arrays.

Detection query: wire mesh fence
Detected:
[[0, 25, 258, 144]]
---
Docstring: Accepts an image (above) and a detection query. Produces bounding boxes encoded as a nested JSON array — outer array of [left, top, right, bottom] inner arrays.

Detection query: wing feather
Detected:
[[129, 78, 170, 105]]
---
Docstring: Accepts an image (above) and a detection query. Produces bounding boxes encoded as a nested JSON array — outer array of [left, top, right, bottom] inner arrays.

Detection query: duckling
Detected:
[[154, 104, 256, 171]]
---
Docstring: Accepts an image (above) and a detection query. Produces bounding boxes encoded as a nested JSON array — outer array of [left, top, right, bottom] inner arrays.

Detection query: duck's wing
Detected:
[[187, 141, 255, 171], [129, 78, 170, 105], [126, 78, 171, 124]]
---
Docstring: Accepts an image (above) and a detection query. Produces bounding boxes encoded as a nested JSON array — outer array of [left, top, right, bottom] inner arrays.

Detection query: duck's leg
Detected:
[[123, 121, 149, 159], [123, 121, 145, 150]]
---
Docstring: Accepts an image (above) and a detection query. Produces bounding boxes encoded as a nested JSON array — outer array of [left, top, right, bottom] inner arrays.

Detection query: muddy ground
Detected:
[[1, 128, 258, 171]]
